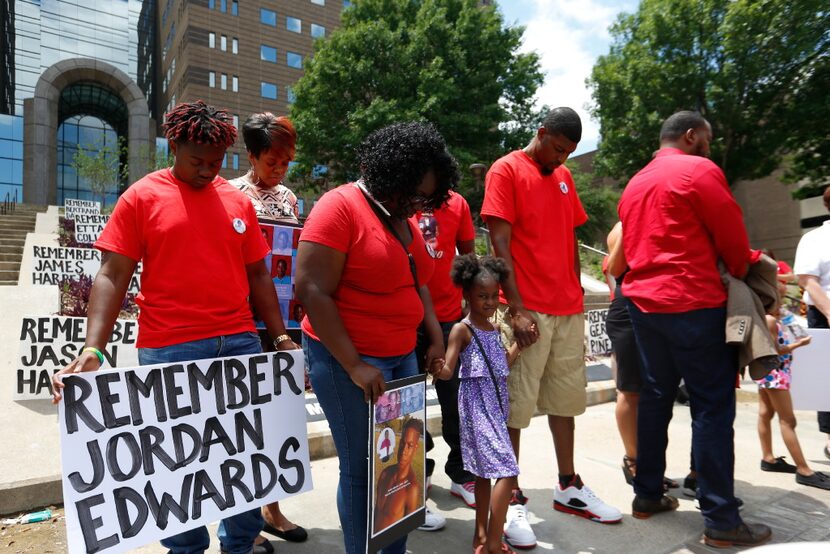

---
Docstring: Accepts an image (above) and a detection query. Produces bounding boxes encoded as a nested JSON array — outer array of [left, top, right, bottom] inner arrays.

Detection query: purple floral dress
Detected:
[[458, 321, 520, 479]]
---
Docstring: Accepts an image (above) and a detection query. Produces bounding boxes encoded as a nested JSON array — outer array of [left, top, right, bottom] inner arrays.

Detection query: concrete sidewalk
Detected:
[[9, 400, 829, 553]]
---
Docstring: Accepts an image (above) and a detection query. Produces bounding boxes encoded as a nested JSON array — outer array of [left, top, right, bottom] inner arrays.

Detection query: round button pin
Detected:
[[233, 218, 246, 234]]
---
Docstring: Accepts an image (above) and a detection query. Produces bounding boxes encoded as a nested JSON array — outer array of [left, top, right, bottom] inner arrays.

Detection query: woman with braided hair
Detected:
[[51, 100, 295, 554]]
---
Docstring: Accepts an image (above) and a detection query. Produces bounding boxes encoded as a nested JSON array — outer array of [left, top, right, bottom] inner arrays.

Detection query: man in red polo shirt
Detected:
[[413, 191, 476, 515], [482, 108, 622, 548], [619, 110, 771, 547]]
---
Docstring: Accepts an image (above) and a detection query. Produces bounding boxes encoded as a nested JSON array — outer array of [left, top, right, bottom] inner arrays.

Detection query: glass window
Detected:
[[261, 82, 278, 99], [220, 35, 227, 51], [286, 87, 296, 104], [287, 52, 303, 69], [231, 0, 238, 15], [343, 0, 352, 7], [232, 38, 238, 54], [222, 153, 227, 168], [209, 32, 215, 48], [208, 0, 215, 8], [286, 17, 302, 33], [311, 24, 326, 38], [232, 75, 238, 92], [233, 153, 239, 170], [221, 74, 227, 90], [260, 8, 277, 26], [220, 0, 227, 13], [233, 115, 239, 128], [311, 0, 325, 5], [209, 71, 215, 88], [261, 45, 277, 63]]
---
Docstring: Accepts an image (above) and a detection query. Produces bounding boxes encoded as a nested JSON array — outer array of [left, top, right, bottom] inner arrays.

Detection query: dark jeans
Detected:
[[807, 306, 830, 434], [416, 320, 475, 484], [627, 302, 741, 531]]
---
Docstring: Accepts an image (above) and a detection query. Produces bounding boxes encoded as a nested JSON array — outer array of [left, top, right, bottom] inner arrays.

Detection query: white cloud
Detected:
[[512, 0, 634, 154]]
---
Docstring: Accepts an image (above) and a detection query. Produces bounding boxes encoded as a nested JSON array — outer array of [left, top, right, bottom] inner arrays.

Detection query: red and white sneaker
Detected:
[[553, 475, 622, 524], [450, 480, 476, 508]]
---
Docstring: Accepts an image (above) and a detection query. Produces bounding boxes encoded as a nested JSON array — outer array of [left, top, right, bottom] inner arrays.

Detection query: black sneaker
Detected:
[[796, 471, 830, 491], [632, 495, 679, 519], [510, 488, 529, 506], [760, 456, 797, 473], [682, 474, 697, 498], [824, 446, 830, 460], [703, 522, 772, 548]]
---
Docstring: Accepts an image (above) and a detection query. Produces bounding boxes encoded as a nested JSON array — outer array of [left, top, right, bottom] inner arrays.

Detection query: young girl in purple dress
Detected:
[[436, 254, 520, 554]]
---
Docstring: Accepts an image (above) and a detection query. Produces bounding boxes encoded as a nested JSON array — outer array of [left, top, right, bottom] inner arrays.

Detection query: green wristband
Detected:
[[82, 347, 105, 365]]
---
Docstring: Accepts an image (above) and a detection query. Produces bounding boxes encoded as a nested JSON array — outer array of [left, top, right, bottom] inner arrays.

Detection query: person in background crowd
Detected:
[[483, 107, 622, 549], [605, 222, 678, 491], [412, 188, 476, 530], [619, 110, 771, 547], [231, 112, 300, 224], [51, 100, 295, 554], [793, 185, 830, 461], [232, 111, 306, 551], [296, 121, 458, 554], [754, 274, 829, 490]]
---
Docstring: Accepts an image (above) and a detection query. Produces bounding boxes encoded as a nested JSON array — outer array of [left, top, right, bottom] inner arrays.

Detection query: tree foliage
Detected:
[[569, 164, 620, 246], [289, 0, 543, 207], [588, 0, 830, 187], [71, 137, 126, 207]]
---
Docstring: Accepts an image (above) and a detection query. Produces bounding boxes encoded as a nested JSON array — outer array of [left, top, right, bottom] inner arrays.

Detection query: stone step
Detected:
[[0, 229, 29, 239], [0, 244, 23, 254], [0, 280, 18, 286], [0, 261, 21, 271], [0, 270, 19, 281], [0, 238, 26, 247], [0, 252, 23, 262]]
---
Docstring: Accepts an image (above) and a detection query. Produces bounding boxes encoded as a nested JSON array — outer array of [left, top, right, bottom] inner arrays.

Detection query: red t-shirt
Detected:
[[95, 169, 269, 348], [411, 191, 476, 322], [618, 148, 751, 313], [481, 150, 588, 315], [300, 184, 435, 357]]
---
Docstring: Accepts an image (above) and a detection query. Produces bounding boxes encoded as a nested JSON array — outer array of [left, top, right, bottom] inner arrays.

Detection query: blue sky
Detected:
[[497, 0, 639, 154]]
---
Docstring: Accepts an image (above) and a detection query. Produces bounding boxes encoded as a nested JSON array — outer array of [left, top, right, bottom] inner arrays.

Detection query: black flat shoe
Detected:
[[263, 521, 309, 542], [760, 456, 797, 473], [796, 471, 830, 491], [254, 539, 275, 554], [632, 495, 679, 519]]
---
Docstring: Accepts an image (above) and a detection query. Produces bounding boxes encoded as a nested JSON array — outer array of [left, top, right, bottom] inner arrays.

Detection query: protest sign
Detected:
[[14, 316, 139, 400], [65, 199, 101, 220], [586, 308, 612, 356], [29, 245, 141, 293], [73, 214, 110, 244], [258, 222, 303, 329], [58, 350, 312, 554], [790, 329, 830, 411], [368, 375, 426, 553]]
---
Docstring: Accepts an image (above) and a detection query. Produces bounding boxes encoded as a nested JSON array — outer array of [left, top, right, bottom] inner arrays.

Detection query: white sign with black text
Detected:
[[586, 309, 613, 356]]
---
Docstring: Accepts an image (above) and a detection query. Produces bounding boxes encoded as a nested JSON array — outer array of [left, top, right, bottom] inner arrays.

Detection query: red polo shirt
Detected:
[[481, 150, 587, 316], [300, 184, 435, 357], [618, 148, 751, 313], [411, 191, 476, 322]]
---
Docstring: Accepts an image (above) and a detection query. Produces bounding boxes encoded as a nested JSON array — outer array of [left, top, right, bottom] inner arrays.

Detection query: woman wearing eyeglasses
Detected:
[[295, 122, 460, 553]]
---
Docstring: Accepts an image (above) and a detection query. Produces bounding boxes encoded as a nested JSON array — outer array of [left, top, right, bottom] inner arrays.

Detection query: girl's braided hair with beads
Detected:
[[163, 100, 237, 148]]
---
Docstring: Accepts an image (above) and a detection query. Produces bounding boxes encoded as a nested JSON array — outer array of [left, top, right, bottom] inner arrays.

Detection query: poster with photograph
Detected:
[[367, 375, 426, 553], [257, 221, 304, 329]]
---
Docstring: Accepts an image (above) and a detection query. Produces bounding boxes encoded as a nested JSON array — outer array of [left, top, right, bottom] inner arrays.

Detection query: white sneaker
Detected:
[[553, 475, 622, 524], [450, 480, 476, 508], [503, 503, 537, 549], [417, 507, 446, 532]]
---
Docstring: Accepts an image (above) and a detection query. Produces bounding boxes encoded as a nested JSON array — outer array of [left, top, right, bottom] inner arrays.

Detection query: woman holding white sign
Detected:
[[295, 122, 457, 554]]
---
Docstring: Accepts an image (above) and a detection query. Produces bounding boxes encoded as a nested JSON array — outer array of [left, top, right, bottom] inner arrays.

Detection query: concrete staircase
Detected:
[[0, 204, 46, 285]]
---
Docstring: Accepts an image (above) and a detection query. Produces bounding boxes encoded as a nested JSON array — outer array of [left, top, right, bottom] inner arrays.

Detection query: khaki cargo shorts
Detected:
[[493, 304, 587, 428]]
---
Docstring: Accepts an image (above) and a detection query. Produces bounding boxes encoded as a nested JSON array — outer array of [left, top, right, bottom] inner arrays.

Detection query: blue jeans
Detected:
[[626, 302, 742, 531], [304, 333, 418, 554], [138, 332, 265, 554]]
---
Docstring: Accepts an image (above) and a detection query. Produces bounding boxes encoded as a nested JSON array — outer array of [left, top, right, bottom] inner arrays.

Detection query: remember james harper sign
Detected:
[[58, 350, 312, 554]]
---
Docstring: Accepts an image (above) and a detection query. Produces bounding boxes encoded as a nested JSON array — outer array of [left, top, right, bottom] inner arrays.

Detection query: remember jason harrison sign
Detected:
[[58, 350, 312, 554]]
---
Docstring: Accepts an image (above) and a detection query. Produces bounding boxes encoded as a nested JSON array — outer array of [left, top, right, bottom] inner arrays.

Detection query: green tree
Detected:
[[569, 164, 620, 246], [71, 137, 127, 207], [289, 0, 543, 209], [588, 0, 829, 187]]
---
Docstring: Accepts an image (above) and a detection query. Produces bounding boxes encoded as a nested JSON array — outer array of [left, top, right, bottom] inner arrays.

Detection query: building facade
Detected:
[[0, 0, 346, 206]]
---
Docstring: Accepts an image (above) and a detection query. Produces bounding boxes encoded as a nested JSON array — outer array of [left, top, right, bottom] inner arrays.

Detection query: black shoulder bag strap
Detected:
[[357, 184, 419, 290], [462, 321, 505, 415]]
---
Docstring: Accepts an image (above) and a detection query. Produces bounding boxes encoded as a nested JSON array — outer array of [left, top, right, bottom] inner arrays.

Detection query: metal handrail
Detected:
[[1, 189, 17, 215], [476, 226, 609, 257]]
